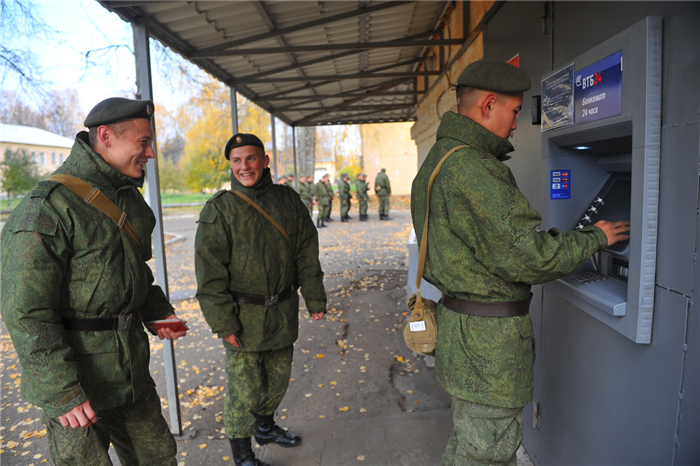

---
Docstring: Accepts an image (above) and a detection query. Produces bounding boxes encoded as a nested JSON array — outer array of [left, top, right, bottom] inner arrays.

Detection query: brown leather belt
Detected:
[[230, 285, 297, 307], [441, 293, 532, 317]]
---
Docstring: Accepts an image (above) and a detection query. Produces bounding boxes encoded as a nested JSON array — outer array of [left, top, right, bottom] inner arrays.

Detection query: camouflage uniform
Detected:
[[411, 111, 608, 465], [315, 180, 331, 225], [1, 132, 177, 465], [299, 179, 314, 216], [324, 179, 335, 221], [337, 176, 352, 220], [375, 170, 392, 217], [195, 168, 326, 439], [355, 177, 369, 218]]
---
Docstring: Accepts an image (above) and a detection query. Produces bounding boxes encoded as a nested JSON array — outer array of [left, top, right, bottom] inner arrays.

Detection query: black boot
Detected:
[[229, 437, 270, 466], [360, 214, 368, 221], [254, 414, 301, 448], [326, 216, 334, 222], [317, 218, 326, 228], [379, 214, 385, 220], [384, 214, 393, 221], [341, 216, 348, 222], [346, 214, 352, 219]]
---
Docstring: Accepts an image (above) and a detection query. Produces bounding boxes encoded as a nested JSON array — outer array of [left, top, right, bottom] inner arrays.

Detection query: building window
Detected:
[[60, 153, 65, 164], [31, 151, 37, 163], [52, 153, 57, 165], [40, 152, 46, 165]]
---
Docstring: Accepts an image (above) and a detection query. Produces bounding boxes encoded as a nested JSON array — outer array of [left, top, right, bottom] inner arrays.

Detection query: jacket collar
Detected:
[[56, 132, 145, 190], [230, 168, 273, 197], [436, 111, 514, 162]]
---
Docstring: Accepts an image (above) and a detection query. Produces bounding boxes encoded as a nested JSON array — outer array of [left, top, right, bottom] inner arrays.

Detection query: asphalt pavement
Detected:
[[1, 208, 533, 466]]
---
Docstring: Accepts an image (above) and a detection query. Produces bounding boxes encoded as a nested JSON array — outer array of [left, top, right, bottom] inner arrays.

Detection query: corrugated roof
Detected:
[[0, 124, 74, 149], [97, 1, 459, 126]]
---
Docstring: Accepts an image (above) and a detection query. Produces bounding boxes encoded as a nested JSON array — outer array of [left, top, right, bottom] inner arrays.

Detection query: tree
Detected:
[[179, 76, 232, 195], [1, 147, 41, 208], [297, 126, 316, 177], [0, 91, 46, 128], [316, 125, 361, 172], [39, 88, 84, 138], [158, 156, 182, 194]]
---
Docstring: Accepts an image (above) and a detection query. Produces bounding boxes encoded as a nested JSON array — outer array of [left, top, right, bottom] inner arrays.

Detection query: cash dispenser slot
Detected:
[[549, 143, 632, 317]]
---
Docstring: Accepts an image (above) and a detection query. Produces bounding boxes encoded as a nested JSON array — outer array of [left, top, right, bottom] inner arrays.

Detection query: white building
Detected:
[[0, 123, 74, 173]]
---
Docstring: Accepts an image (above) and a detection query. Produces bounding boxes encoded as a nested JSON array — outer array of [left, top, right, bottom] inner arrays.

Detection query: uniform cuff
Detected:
[[44, 384, 88, 419], [306, 301, 327, 316]]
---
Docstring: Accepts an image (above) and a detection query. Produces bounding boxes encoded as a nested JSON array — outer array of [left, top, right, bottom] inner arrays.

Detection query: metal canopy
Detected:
[[98, 1, 457, 126]]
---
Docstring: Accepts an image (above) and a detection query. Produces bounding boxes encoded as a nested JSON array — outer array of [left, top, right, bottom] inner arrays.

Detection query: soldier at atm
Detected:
[[314, 173, 332, 228], [195, 133, 327, 466], [337, 172, 352, 222], [1, 97, 187, 466], [410, 59, 630, 466], [375, 168, 392, 220], [355, 173, 370, 221]]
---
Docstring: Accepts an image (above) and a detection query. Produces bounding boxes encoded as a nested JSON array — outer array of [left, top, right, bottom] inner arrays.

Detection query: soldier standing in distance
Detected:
[[411, 59, 630, 466], [355, 173, 370, 221], [277, 176, 288, 186], [195, 133, 327, 466], [337, 172, 353, 222], [298, 175, 313, 216], [305, 173, 316, 216], [314, 173, 331, 228], [286, 173, 295, 190], [324, 174, 335, 222], [375, 168, 392, 220], [1, 98, 187, 465]]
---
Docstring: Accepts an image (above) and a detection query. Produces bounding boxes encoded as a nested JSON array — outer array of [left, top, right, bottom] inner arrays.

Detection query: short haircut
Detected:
[[456, 86, 521, 113], [88, 120, 133, 148]]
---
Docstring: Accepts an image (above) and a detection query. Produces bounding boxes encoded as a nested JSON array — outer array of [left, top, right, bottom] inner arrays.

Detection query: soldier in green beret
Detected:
[[277, 176, 288, 186], [298, 175, 314, 216], [355, 173, 370, 221], [305, 174, 316, 215], [195, 133, 327, 466], [411, 59, 630, 465], [337, 172, 352, 222], [314, 173, 331, 228], [375, 168, 392, 220], [1, 97, 186, 465]]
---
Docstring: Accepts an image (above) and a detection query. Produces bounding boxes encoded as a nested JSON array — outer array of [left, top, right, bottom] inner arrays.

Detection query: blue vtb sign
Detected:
[[574, 51, 623, 125]]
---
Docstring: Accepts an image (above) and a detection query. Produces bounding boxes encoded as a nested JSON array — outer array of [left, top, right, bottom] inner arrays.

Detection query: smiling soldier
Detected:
[[411, 60, 630, 466], [195, 133, 327, 466], [1, 97, 187, 465]]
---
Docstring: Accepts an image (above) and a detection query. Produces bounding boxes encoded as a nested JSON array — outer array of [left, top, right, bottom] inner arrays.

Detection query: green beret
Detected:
[[84, 97, 154, 128], [224, 133, 265, 160], [456, 59, 531, 93]]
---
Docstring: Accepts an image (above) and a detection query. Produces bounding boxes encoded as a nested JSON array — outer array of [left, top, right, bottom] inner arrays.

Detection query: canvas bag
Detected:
[[404, 145, 468, 356]]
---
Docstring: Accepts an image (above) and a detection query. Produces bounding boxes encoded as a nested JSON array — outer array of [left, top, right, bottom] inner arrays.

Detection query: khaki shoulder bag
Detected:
[[404, 145, 468, 356]]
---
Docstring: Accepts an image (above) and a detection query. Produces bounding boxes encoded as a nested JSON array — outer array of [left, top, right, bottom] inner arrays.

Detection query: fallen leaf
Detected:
[[339, 406, 350, 412], [357, 455, 366, 461], [360, 408, 367, 413], [407, 390, 413, 394], [305, 393, 312, 398], [181, 452, 188, 457], [223, 456, 230, 461], [199, 443, 207, 449]]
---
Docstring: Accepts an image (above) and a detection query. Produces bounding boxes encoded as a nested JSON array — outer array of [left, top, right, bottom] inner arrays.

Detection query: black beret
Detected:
[[224, 133, 265, 160], [84, 98, 154, 128], [456, 59, 531, 93]]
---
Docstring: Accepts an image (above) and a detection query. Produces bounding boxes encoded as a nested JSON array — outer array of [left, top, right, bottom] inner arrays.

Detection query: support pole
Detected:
[[292, 127, 298, 190], [230, 88, 239, 135], [271, 113, 278, 181], [133, 20, 184, 438]]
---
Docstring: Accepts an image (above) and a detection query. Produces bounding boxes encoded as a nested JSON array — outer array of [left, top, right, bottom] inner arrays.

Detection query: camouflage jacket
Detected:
[[298, 182, 312, 204], [337, 179, 351, 201], [355, 180, 369, 201], [1, 132, 174, 418], [314, 181, 331, 205], [195, 169, 326, 352], [411, 111, 608, 407], [375, 171, 391, 196]]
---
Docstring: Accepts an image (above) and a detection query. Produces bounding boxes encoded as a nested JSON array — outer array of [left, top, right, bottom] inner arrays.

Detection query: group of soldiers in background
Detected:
[[277, 169, 392, 228]]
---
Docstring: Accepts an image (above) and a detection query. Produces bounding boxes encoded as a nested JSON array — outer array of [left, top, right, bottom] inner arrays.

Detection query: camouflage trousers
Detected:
[[225, 345, 293, 438], [317, 204, 330, 222], [378, 196, 390, 215], [340, 198, 351, 217], [43, 384, 177, 466], [305, 202, 314, 216], [358, 199, 368, 216], [442, 397, 523, 466]]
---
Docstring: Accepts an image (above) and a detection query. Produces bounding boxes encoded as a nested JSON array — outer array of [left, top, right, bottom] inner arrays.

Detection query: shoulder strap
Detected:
[[230, 190, 293, 249], [415, 145, 469, 294], [47, 174, 142, 254]]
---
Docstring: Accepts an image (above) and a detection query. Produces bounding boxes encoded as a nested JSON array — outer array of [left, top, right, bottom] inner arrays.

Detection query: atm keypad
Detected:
[[574, 197, 605, 230], [570, 269, 608, 285]]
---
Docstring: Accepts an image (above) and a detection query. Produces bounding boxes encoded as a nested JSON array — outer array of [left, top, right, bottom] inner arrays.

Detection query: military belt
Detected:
[[230, 285, 297, 307], [441, 294, 532, 317], [61, 313, 135, 332]]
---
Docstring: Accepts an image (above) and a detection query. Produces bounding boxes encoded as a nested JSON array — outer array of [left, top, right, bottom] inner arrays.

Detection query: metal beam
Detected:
[[256, 74, 414, 101], [232, 71, 439, 85], [196, 1, 413, 54], [241, 49, 364, 81], [273, 81, 415, 111], [264, 91, 423, 101], [108, 0, 183, 8], [190, 38, 463, 57], [298, 106, 414, 125], [132, 20, 183, 438], [292, 104, 414, 112]]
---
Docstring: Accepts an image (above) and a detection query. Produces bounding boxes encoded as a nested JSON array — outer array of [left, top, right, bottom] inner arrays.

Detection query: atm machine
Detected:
[[540, 17, 661, 343]]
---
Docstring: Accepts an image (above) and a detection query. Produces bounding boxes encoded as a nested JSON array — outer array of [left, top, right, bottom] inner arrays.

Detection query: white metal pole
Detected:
[[231, 88, 238, 134], [292, 127, 298, 190], [271, 114, 278, 180], [133, 20, 183, 437]]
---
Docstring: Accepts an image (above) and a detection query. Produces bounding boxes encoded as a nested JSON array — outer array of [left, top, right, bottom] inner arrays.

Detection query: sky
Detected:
[[6, 0, 181, 116]]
